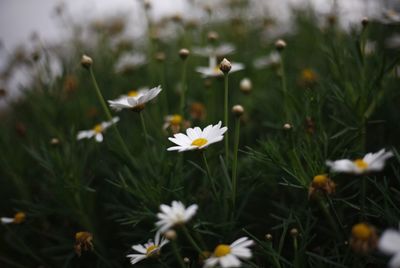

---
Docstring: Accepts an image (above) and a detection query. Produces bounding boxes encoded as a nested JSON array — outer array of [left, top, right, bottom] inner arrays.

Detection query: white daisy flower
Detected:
[[193, 44, 235, 58], [167, 121, 227, 152], [126, 232, 169, 265], [378, 229, 400, 268], [77, 117, 119, 143], [156, 201, 198, 233], [1, 212, 26, 224], [114, 52, 147, 73], [196, 54, 244, 78], [203, 237, 254, 268], [326, 149, 393, 175], [253, 51, 281, 69], [108, 86, 162, 112]]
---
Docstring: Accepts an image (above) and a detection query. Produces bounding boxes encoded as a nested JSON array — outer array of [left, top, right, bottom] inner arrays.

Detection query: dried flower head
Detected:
[[190, 102, 206, 121], [308, 174, 336, 199], [350, 223, 377, 254], [74, 231, 93, 256]]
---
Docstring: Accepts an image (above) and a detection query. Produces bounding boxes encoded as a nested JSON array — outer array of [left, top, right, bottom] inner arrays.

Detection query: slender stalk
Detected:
[[202, 151, 217, 197], [171, 241, 186, 268], [231, 117, 241, 210], [223, 74, 230, 164], [139, 112, 149, 146], [88, 68, 137, 168], [360, 176, 366, 220], [293, 236, 299, 268], [317, 197, 342, 239], [182, 226, 204, 257], [180, 59, 188, 116], [279, 55, 289, 121]]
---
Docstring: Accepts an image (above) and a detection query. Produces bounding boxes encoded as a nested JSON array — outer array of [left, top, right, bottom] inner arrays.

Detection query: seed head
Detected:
[[275, 39, 287, 51], [179, 48, 190, 60], [232, 105, 244, 117], [81, 55, 93, 69], [219, 58, 232, 73]]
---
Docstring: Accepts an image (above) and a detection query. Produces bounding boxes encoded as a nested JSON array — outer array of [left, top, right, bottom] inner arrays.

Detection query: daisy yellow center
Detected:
[[93, 124, 103, 134], [214, 244, 231, 257], [191, 138, 208, 147], [213, 65, 221, 74], [170, 115, 183, 125], [302, 69, 316, 82], [13, 212, 26, 224], [313, 174, 328, 186], [352, 223, 372, 240], [354, 159, 368, 169], [146, 245, 158, 256], [128, 90, 138, 97]]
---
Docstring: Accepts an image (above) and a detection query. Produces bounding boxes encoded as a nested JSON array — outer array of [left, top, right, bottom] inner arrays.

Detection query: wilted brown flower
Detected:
[[190, 102, 206, 121], [74, 231, 93, 257], [308, 174, 336, 199], [350, 223, 377, 254]]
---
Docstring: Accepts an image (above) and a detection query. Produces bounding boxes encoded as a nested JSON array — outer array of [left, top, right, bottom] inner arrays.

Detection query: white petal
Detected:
[[132, 244, 147, 254], [126, 254, 147, 265], [95, 133, 104, 142], [203, 257, 219, 268], [220, 255, 241, 267], [326, 159, 358, 173], [1, 217, 14, 224], [379, 229, 400, 255], [389, 253, 400, 268]]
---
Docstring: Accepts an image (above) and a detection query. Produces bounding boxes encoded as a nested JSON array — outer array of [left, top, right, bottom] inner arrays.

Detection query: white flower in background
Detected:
[[253, 51, 281, 69], [114, 52, 147, 73], [1, 212, 26, 224], [326, 149, 393, 174], [203, 237, 254, 268], [364, 40, 376, 56], [126, 232, 169, 265], [156, 201, 198, 233], [167, 121, 227, 152], [380, 9, 400, 24], [196, 57, 244, 77], [386, 34, 400, 49], [108, 86, 162, 112], [378, 229, 400, 268], [193, 44, 235, 58], [77, 117, 119, 143]]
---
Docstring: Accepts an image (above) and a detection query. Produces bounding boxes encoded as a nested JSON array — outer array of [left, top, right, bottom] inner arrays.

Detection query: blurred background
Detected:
[[0, 0, 398, 103]]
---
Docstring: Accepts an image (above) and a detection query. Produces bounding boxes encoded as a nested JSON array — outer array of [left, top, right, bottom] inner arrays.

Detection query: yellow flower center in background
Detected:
[[213, 66, 221, 74], [128, 90, 138, 97], [170, 115, 183, 125], [191, 138, 208, 147], [214, 244, 231, 257], [93, 124, 103, 134], [13, 212, 26, 224], [301, 69, 317, 82], [354, 159, 368, 170], [352, 223, 372, 240], [146, 245, 158, 256], [313, 174, 328, 186]]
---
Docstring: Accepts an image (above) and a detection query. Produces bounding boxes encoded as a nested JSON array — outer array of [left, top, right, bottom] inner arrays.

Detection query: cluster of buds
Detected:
[[308, 174, 336, 199], [350, 223, 377, 254]]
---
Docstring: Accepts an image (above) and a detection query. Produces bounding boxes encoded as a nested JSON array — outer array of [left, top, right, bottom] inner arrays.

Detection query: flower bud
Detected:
[[290, 228, 299, 237], [275, 39, 287, 51], [164, 230, 177, 240], [155, 52, 166, 62], [81, 55, 93, 69], [179, 48, 190, 60], [50, 138, 60, 146], [183, 257, 190, 264], [283, 123, 292, 130], [232, 105, 244, 117], [207, 31, 219, 42], [265, 234, 273, 241], [240, 78, 252, 94], [219, 58, 232, 73], [361, 17, 369, 28]]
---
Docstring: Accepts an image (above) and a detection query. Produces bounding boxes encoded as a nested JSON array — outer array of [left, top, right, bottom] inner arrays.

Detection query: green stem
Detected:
[[279, 53, 289, 121], [88, 68, 137, 168], [317, 197, 342, 239], [224, 74, 230, 164], [139, 112, 149, 146], [293, 236, 299, 268], [180, 59, 188, 116], [182, 226, 204, 257], [171, 241, 186, 268], [231, 117, 240, 211], [202, 151, 217, 197], [360, 176, 366, 220]]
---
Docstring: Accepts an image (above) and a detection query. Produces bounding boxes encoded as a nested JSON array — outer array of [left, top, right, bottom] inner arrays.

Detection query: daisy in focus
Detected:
[[77, 117, 119, 143], [378, 229, 400, 268], [1, 212, 26, 224], [203, 237, 254, 268], [126, 232, 169, 265], [156, 201, 198, 233], [326, 149, 393, 175], [167, 121, 227, 152], [108, 86, 162, 112]]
